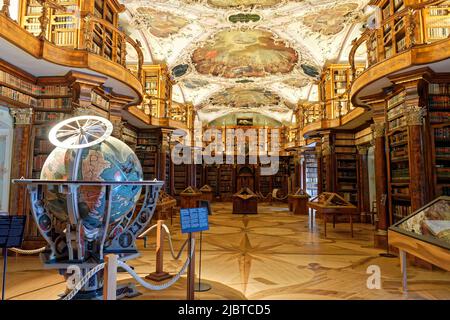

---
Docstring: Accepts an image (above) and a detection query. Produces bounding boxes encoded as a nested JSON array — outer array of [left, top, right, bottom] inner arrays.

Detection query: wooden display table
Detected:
[[179, 186, 202, 209], [388, 197, 450, 292], [288, 189, 310, 215], [233, 188, 258, 215], [307, 192, 358, 237], [199, 184, 214, 203], [154, 191, 177, 223]]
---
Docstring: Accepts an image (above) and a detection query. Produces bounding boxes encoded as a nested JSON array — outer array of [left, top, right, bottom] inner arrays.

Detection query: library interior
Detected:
[[0, 0, 449, 300]]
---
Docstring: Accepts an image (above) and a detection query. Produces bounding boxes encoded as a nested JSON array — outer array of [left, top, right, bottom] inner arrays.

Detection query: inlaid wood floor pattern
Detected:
[[2, 203, 450, 300]]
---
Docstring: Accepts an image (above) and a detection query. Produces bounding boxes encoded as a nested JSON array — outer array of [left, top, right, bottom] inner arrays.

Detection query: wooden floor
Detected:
[[2, 202, 450, 300]]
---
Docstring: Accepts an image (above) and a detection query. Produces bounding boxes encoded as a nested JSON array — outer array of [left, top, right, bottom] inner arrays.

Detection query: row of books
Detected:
[[436, 147, 450, 157], [34, 140, 54, 153], [435, 127, 450, 140], [0, 70, 70, 95], [430, 111, 450, 123], [392, 168, 410, 179], [137, 138, 159, 145], [391, 131, 407, 143], [428, 96, 449, 109], [91, 91, 109, 109], [33, 155, 48, 171], [136, 146, 157, 152], [436, 166, 450, 177], [52, 29, 77, 46], [392, 204, 412, 221], [391, 145, 408, 158], [389, 116, 406, 130], [387, 102, 405, 120], [38, 98, 72, 109], [429, 83, 450, 94], [34, 111, 67, 122], [388, 92, 406, 108], [427, 27, 450, 39], [0, 85, 37, 106]]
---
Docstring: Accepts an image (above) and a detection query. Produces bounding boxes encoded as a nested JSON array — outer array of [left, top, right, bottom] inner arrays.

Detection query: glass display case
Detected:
[[390, 196, 450, 249]]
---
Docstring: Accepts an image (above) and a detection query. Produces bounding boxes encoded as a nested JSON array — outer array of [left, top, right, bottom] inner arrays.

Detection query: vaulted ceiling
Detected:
[[120, 0, 369, 124]]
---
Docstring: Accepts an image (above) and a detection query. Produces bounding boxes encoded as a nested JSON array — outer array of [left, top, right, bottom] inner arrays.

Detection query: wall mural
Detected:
[[192, 29, 298, 78], [302, 3, 359, 36], [134, 7, 189, 38]]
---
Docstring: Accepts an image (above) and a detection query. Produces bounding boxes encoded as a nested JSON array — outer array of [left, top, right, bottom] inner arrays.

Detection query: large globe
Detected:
[[40, 136, 143, 240]]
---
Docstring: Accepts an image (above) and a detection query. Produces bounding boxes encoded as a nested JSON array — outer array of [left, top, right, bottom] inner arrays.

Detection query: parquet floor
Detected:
[[2, 203, 450, 300]]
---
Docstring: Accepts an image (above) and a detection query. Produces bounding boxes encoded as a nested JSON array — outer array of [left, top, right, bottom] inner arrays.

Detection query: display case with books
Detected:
[[389, 196, 450, 271]]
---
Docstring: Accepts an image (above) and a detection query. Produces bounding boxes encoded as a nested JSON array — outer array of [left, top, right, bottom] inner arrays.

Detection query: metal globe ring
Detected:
[[49, 115, 113, 149]]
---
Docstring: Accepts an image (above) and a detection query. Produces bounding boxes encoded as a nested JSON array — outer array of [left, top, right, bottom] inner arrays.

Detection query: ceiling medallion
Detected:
[[228, 13, 261, 23], [207, 0, 282, 9]]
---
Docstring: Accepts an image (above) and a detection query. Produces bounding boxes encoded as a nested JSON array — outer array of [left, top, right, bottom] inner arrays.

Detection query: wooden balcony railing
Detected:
[[349, 0, 449, 79], [84, 15, 143, 80], [2, 0, 143, 81]]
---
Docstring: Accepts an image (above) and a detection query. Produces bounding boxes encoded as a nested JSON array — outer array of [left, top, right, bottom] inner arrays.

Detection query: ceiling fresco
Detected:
[[121, 0, 369, 123], [205, 87, 283, 109], [192, 29, 298, 78]]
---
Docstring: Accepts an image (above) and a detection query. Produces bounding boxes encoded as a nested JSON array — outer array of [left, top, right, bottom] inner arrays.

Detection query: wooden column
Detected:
[[405, 106, 428, 211], [357, 145, 371, 223], [372, 122, 389, 248], [8, 108, 33, 216], [67, 71, 106, 115], [9, 108, 38, 245]]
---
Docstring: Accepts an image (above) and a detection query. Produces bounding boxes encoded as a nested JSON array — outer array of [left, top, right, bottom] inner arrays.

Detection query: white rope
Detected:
[[161, 224, 189, 260], [138, 223, 158, 238], [8, 247, 46, 255], [62, 263, 106, 301], [116, 237, 194, 291], [139, 223, 188, 261]]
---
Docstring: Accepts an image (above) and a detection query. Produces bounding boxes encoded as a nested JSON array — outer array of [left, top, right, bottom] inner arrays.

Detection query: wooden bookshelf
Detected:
[[429, 82, 450, 197], [423, 0, 450, 43], [136, 130, 159, 180], [385, 90, 412, 223], [304, 151, 318, 197], [122, 124, 137, 151], [141, 64, 172, 119], [319, 64, 363, 120], [335, 133, 358, 205], [173, 164, 188, 195]]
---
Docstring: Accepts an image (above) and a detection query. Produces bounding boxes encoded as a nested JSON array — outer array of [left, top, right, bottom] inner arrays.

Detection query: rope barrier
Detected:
[[62, 262, 106, 300], [8, 247, 46, 255], [62, 236, 194, 299], [138, 223, 158, 238], [161, 224, 189, 260]]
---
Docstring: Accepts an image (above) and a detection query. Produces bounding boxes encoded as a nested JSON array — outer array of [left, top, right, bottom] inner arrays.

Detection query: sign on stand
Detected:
[[179, 207, 210, 299], [180, 207, 209, 234], [0, 215, 26, 300]]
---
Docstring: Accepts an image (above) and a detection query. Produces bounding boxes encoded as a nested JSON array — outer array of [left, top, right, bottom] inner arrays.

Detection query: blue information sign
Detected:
[[0, 215, 26, 248], [180, 207, 209, 234]]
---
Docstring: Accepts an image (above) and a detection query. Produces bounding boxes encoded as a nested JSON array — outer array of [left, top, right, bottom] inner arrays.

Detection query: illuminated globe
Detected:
[[40, 116, 143, 241]]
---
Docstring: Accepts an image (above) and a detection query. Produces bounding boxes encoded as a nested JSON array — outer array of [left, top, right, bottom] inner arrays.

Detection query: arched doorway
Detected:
[[237, 166, 255, 191], [0, 107, 13, 212]]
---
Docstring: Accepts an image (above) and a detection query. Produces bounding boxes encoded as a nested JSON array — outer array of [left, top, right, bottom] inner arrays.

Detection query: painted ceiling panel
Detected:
[[121, 0, 369, 123]]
